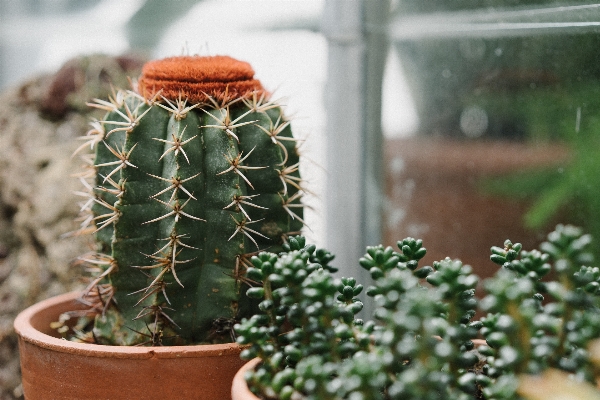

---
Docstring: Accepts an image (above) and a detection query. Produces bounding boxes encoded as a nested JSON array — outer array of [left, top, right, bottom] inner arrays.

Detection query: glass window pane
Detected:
[[384, 2, 600, 278]]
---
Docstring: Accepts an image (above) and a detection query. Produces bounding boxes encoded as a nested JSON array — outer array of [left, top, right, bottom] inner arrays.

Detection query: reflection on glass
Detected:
[[384, 1, 600, 277]]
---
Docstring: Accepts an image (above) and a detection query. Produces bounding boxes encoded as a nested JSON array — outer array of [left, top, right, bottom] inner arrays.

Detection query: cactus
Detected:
[[70, 55, 304, 345]]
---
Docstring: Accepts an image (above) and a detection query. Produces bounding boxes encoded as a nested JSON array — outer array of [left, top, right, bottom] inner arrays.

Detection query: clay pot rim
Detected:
[[231, 358, 261, 400], [14, 291, 242, 359]]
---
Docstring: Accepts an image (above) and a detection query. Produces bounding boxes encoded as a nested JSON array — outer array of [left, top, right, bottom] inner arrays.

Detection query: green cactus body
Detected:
[[78, 56, 304, 345]]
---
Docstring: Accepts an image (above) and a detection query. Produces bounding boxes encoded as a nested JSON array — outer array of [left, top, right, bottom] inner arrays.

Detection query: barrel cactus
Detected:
[[68, 55, 304, 345]]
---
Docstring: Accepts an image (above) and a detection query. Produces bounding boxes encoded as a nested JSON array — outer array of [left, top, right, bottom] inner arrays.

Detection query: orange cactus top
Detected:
[[138, 55, 267, 104]]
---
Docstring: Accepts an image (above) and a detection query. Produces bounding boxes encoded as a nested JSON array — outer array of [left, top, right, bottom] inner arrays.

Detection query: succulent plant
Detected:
[[235, 225, 600, 400], [60, 55, 305, 345]]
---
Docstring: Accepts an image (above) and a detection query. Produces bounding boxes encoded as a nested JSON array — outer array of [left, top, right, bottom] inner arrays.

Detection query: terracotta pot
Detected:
[[384, 137, 570, 280], [14, 291, 247, 400], [231, 358, 261, 400]]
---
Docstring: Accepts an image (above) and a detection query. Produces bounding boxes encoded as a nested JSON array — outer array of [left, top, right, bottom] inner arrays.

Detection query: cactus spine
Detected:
[[75, 56, 304, 345]]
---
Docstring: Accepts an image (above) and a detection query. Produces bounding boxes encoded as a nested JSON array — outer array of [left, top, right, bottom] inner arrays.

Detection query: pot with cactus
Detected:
[[231, 225, 600, 400], [13, 55, 305, 400]]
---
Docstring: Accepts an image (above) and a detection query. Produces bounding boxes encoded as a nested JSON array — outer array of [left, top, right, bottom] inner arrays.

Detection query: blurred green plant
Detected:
[[478, 82, 600, 258], [126, 0, 204, 52]]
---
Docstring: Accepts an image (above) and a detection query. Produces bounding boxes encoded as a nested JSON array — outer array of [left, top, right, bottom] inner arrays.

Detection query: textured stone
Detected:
[[0, 54, 145, 399]]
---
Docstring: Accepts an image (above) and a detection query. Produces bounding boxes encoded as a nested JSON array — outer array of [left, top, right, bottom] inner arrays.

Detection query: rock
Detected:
[[0, 54, 145, 399]]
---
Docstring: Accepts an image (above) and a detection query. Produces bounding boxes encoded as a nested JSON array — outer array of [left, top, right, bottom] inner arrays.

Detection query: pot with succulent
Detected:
[[231, 224, 600, 400], [13, 55, 306, 400]]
